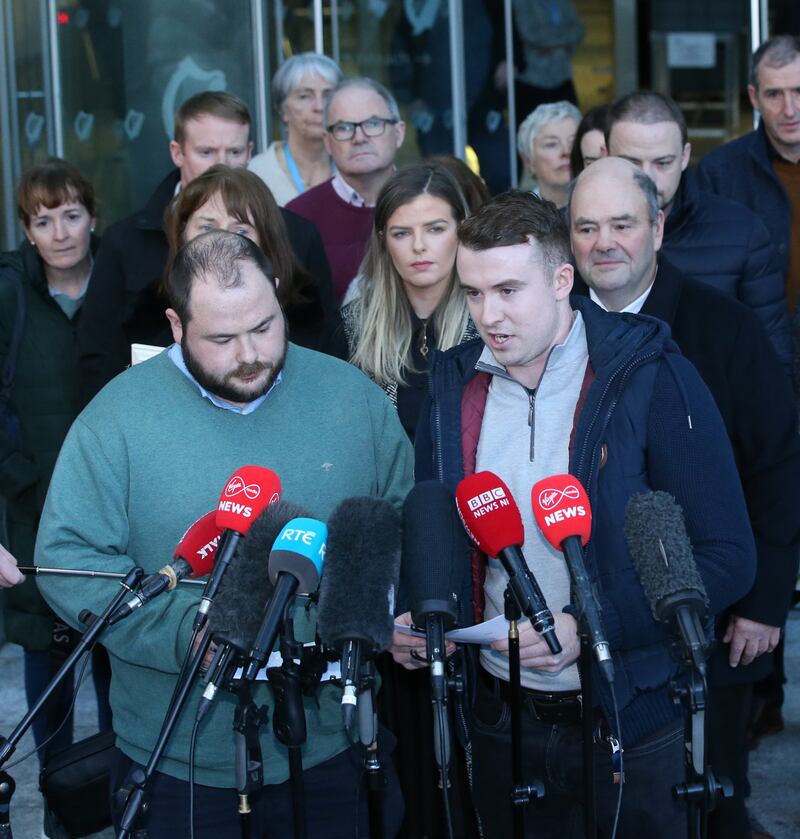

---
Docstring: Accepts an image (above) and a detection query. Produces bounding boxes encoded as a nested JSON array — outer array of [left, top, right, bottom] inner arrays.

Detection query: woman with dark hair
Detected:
[[342, 162, 479, 441], [165, 164, 344, 356], [0, 158, 111, 762], [569, 103, 609, 176], [426, 154, 491, 213]]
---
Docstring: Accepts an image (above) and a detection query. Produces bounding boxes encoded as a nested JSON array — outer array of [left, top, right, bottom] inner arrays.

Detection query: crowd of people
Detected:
[[0, 30, 798, 839]]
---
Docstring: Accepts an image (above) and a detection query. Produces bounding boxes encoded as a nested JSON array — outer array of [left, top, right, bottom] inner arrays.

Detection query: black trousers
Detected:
[[707, 682, 753, 839], [469, 673, 688, 839], [111, 742, 404, 839]]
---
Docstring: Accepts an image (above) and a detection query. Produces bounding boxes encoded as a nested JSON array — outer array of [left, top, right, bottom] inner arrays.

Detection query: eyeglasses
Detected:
[[327, 117, 399, 142]]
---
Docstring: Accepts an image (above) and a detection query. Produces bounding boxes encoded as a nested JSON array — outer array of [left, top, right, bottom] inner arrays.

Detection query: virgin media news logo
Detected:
[[224, 475, 262, 500], [537, 484, 580, 511]]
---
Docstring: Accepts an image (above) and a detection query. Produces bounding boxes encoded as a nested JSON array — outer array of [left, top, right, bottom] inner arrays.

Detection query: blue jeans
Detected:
[[470, 673, 688, 838]]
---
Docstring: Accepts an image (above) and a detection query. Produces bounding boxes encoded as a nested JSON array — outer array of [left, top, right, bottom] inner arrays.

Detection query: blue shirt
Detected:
[[167, 343, 282, 415]]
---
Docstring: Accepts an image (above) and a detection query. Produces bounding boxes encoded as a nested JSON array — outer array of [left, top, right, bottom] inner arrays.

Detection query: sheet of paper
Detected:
[[131, 343, 166, 365], [394, 614, 509, 645], [233, 645, 341, 682]]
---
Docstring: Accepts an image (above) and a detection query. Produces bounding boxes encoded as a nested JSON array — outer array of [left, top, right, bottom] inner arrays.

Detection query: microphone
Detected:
[[401, 481, 466, 775], [455, 472, 562, 655], [243, 517, 326, 680], [316, 497, 402, 731], [531, 474, 614, 683], [194, 465, 281, 629], [624, 490, 710, 675], [108, 511, 222, 625], [196, 500, 311, 720]]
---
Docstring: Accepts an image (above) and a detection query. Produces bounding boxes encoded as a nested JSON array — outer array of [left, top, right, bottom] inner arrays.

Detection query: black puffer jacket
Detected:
[[0, 238, 97, 650], [661, 172, 792, 371]]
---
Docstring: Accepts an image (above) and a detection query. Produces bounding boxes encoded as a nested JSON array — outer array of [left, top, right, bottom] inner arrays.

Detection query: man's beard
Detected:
[[181, 332, 287, 405]]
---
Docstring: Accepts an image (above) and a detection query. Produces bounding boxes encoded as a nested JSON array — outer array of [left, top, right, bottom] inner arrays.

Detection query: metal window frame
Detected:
[[42, 0, 62, 157], [251, 0, 270, 151], [1, 0, 19, 249], [448, 0, 467, 160]]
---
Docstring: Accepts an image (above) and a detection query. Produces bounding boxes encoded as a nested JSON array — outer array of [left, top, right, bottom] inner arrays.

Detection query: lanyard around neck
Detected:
[[283, 142, 306, 194]]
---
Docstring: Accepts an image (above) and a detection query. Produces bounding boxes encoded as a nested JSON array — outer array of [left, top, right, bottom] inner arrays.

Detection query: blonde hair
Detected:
[[350, 163, 473, 386]]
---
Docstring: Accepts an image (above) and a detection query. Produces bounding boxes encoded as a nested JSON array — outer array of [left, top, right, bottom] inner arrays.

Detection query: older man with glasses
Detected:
[[287, 77, 406, 302]]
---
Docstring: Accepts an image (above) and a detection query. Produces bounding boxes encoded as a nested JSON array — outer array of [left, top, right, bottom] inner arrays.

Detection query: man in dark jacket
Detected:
[[696, 36, 800, 318], [78, 90, 337, 401], [604, 90, 793, 371], [393, 189, 756, 838], [569, 156, 800, 838]]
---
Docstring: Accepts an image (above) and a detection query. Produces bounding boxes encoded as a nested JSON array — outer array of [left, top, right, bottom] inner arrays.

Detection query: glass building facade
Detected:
[[0, 0, 782, 250]]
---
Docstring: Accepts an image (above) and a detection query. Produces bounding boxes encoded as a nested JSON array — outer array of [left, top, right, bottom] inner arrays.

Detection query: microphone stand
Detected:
[[0, 770, 14, 839], [503, 589, 545, 839], [18, 566, 204, 585], [232, 677, 268, 839], [356, 660, 383, 839], [670, 637, 732, 839], [0, 566, 145, 839], [267, 617, 308, 839], [579, 638, 597, 839], [116, 630, 214, 838]]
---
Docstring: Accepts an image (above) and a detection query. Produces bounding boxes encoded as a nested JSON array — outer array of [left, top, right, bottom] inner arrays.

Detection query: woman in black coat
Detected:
[[0, 158, 111, 762]]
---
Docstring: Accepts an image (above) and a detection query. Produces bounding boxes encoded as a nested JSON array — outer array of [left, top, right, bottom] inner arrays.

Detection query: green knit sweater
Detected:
[[36, 343, 413, 787]]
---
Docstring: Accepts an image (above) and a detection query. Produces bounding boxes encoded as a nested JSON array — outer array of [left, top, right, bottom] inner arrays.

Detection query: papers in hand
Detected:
[[394, 614, 509, 645]]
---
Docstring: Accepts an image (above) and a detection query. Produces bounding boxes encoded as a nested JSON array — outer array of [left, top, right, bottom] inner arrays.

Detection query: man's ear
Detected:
[[553, 263, 574, 299], [653, 209, 666, 252], [165, 308, 183, 345], [169, 140, 184, 171], [747, 84, 760, 112], [680, 142, 692, 173]]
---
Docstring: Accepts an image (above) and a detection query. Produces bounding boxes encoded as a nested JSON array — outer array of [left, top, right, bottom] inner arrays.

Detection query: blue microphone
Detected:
[[244, 518, 327, 679]]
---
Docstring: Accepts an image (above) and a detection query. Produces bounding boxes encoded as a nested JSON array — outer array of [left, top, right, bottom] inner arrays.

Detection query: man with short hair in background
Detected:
[[697, 35, 800, 323], [605, 90, 793, 370], [568, 156, 800, 839], [287, 77, 406, 303]]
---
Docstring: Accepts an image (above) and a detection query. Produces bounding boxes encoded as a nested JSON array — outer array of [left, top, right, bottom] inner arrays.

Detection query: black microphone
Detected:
[[401, 481, 465, 775], [316, 497, 402, 731], [196, 501, 309, 721], [624, 490, 710, 675]]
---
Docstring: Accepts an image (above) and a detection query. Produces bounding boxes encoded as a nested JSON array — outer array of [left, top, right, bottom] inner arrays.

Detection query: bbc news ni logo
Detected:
[[467, 487, 509, 515]]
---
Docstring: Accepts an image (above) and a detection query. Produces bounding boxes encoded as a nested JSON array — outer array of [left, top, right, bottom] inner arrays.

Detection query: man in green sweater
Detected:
[[35, 231, 413, 838]]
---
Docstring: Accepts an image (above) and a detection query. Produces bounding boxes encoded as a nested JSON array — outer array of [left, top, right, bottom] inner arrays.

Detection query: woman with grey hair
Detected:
[[517, 100, 581, 208], [248, 52, 342, 205]]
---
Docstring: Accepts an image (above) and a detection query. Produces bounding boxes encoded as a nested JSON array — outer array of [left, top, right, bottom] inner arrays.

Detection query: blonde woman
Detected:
[[342, 162, 479, 440]]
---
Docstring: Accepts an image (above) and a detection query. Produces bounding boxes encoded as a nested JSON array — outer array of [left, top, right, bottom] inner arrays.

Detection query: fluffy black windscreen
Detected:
[[316, 496, 402, 652], [624, 490, 708, 621], [207, 499, 310, 649], [400, 481, 466, 626]]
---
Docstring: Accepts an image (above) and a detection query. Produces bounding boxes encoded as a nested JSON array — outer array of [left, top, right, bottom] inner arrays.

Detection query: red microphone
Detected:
[[108, 511, 223, 625], [455, 471, 561, 654], [530, 475, 614, 682], [194, 466, 281, 628]]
